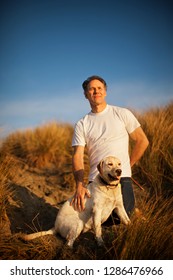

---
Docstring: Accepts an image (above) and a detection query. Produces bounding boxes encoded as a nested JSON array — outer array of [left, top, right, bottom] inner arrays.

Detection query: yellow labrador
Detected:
[[23, 156, 130, 247]]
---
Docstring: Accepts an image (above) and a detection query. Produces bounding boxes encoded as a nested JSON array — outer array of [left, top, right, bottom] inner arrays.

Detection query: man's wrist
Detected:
[[76, 182, 85, 189]]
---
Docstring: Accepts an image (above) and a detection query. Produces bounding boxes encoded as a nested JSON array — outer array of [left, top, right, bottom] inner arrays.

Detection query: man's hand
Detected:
[[70, 183, 91, 212], [71, 146, 91, 211]]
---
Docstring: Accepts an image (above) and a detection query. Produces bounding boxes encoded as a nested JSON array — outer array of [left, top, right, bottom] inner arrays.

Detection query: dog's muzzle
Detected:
[[108, 169, 122, 182]]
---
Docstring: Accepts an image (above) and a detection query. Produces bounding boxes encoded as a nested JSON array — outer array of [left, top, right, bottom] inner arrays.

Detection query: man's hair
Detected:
[[82, 75, 107, 91]]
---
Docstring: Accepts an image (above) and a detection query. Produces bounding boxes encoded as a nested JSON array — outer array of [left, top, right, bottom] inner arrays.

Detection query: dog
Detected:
[[23, 156, 130, 247]]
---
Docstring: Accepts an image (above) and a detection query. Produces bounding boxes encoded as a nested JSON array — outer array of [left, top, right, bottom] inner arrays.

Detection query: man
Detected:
[[71, 75, 149, 216]]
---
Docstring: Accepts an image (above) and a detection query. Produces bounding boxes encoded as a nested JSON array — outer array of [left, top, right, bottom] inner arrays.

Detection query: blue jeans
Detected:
[[120, 177, 135, 216]]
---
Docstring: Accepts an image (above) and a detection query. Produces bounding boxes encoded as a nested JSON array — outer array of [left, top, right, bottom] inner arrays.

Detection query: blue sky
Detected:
[[0, 0, 173, 136]]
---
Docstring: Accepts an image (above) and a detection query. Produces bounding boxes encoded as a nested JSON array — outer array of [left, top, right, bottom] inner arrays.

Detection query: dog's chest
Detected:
[[101, 196, 116, 217], [94, 188, 117, 217]]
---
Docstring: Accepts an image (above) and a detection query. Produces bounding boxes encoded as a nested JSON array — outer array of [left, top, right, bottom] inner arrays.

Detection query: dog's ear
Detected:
[[97, 160, 103, 174]]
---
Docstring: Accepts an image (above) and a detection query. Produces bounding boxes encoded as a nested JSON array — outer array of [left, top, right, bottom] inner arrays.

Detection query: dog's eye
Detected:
[[118, 163, 121, 166], [108, 162, 113, 166]]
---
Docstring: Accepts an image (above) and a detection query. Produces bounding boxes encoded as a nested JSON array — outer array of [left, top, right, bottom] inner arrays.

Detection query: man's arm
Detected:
[[71, 145, 91, 211], [129, 126, 149, 167]]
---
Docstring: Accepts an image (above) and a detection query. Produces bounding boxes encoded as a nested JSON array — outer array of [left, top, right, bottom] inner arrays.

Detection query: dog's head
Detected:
[[97, 156, 122, 186]]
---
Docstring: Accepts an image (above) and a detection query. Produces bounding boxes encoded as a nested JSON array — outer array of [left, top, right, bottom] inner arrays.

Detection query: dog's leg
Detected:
[[66, 221, 83, 248], [115, 205, 131, 225], [66, 237, 76, 248], [92, 208, 104, 246]]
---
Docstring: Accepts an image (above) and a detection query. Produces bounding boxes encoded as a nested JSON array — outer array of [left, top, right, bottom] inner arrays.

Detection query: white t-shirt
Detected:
[[72, 104, 140, 181]]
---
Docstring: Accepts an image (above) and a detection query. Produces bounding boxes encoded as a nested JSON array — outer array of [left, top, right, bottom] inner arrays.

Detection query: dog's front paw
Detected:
[[67, 239, 74, 248], [122, 217, 131, 226], [96, 237, 104, 247]]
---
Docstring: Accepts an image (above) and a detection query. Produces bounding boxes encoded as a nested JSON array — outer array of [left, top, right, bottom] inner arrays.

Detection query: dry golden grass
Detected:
[[112, 195, 173, 260], [0, 154, 14, 231], [0, 102, 172, 260], [1, 122, 73, 168], [132, 102, 173, 196], [0, 234, 62, 260]]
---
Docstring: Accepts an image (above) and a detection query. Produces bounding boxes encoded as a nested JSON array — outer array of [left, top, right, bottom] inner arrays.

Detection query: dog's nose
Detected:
[[116, 169, 122, 176]]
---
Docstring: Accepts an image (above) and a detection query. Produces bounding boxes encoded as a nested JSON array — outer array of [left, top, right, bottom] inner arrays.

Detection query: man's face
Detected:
[[84, 79, 107, 106]]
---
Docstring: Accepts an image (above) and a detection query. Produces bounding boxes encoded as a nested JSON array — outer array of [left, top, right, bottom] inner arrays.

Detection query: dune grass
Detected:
[[1, 122, 73, 168], [112, 194, 173, 260], [132, 102, 173, 196], [0, 102, 172, 260]]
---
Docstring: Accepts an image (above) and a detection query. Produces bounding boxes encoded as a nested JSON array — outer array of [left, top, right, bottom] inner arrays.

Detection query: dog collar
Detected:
[[99, 175, 119, 188]]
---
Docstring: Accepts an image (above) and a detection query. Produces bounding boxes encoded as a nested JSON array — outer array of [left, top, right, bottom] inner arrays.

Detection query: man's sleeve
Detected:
[[122, 108, 141, 134], [72, 120, 86, 147]]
